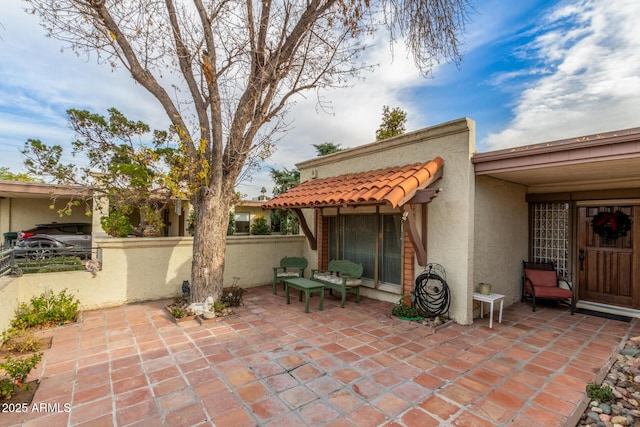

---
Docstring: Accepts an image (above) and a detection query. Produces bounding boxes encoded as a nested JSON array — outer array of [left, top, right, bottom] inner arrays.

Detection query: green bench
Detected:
[[272, 256, 308, 295], [311, 260, 363, 308]]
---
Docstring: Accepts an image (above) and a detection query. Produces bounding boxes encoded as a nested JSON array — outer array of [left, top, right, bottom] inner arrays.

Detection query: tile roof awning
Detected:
[[263, 157, 444, 209]]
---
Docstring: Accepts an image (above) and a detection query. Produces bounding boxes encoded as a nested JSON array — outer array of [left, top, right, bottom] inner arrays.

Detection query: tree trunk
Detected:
[[190, 189, 231, 303]]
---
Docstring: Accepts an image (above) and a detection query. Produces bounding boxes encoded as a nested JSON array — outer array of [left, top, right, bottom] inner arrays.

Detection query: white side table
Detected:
[[473, 292, 505, 328]]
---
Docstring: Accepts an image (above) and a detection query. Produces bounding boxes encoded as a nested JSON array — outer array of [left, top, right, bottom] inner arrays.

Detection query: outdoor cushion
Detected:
[[524, 269, 557, 287], [522, 260, 574, 314], [313, 273, 362, 286], [533, 286, 572, 299], [277, 272, 300, 278], [272, 256, 308, 295]]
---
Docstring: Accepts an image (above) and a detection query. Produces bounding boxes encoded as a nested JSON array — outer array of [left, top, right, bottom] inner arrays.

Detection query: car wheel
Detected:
[[29, 248, 52, 260]]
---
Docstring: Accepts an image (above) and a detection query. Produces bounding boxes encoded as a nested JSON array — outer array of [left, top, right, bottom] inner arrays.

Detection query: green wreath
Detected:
[[591, 211, 632, 240]]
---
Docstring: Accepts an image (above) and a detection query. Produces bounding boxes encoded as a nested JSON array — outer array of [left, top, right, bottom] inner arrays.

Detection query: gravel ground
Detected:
[[576, 335, 640, 426]]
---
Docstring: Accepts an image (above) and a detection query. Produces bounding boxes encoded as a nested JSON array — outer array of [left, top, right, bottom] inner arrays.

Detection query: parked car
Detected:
[[15, 222, 92, 260]]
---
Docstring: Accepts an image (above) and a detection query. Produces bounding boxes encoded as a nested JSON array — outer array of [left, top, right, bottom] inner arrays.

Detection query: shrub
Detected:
[[101, 209, 133, 237], [0, 353, 42, 399], [213, 301, 226, 313], [171, 306, 186, 318], [12, 289, 80, 329], [250, 214, 271, 235], [586, 382, 615, 403], [227, 212, 235, 235], [0, 379, 14, 399], [1, 328, 41, 353], [391, 295, 425, 319]]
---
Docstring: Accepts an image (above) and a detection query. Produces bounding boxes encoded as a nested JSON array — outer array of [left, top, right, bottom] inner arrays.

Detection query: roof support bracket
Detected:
[[293, 208, 317, 250], [401, 185, 441, 266], [407, 188, 442, 204], [402, 204, 428, 266]]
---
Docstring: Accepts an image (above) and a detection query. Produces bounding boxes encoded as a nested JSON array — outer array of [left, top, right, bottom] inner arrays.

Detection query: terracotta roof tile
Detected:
[[263, 157, 443, 209]]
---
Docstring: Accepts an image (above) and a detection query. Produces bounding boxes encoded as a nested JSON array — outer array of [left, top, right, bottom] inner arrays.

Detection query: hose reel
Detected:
[[412, 263, 450, 317]]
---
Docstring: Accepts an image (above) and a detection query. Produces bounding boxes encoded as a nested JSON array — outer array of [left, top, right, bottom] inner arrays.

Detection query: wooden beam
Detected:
[[408, 188, 442, 204], [293, 208, 317, 250], [402, 205, 427, 266], [422, 204, 428, 257]]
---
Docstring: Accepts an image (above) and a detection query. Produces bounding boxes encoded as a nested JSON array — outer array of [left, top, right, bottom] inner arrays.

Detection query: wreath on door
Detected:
[[591, 210, 632, 240]]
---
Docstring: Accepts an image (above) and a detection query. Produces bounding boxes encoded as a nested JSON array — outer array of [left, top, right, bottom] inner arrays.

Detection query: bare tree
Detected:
[[23, 0, 469, 302]]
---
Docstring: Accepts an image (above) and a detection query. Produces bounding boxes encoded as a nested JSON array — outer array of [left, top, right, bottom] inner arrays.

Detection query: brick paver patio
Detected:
[[2, 284, 638, 427]]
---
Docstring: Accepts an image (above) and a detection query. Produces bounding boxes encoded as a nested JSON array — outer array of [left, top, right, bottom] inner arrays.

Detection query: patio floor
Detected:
[[4, 284, 639, 427]]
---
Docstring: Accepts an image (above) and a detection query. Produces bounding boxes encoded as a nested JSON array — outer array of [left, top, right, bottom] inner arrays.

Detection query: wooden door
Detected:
[[577, 206, 640, 308]]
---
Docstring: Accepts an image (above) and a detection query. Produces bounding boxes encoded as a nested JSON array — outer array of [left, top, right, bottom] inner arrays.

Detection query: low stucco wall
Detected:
[[0, 234, 305, 333]]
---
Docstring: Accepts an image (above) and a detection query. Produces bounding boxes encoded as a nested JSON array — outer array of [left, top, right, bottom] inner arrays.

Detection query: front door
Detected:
[[577, 206, 640, 308]]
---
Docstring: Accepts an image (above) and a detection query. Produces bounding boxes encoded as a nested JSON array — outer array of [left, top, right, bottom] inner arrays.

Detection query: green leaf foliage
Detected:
[[0, 167, 39, 182], [22, 108, 185, 235], [11, 289, 80, 329], [586, 382, 615, 404], [376, 106, 407, 141], [251, 214, 271, 235], [101, 209, 134, 237], [312, 142, 343, 156]]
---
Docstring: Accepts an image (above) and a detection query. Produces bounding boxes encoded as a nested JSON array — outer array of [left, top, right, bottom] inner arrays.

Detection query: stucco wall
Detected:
[[297, 118, 477, 324], [0, 197, 91, 238], [473, 176, 529, 308], [0, 234, 305, 333]]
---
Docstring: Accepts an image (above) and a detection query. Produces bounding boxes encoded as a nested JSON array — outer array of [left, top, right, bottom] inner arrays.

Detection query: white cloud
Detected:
[[484, 0, 640, 150], [12, 1, 630, 198], [0, 2, 169, 169]]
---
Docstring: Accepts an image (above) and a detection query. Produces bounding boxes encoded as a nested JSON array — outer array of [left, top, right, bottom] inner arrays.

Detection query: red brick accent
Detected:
[[402, 227, 415, 306], [317, 210, 329, 270]]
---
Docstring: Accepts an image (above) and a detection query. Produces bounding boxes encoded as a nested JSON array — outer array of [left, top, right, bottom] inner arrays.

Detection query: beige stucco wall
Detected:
[[0, 234, 305, 333], [297, 118, 477, 324], [0, 197, 91, 238], [473, 176, 529, 311], [0, 275, 23, 334], [225, 234, 305, 282]]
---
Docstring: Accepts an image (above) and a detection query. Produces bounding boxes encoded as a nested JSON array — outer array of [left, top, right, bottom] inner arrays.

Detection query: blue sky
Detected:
[[2, 0, 640, 198]]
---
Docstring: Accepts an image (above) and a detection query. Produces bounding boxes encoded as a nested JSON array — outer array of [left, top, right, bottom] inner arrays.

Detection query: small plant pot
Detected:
[[478, 283, 492, 295]]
